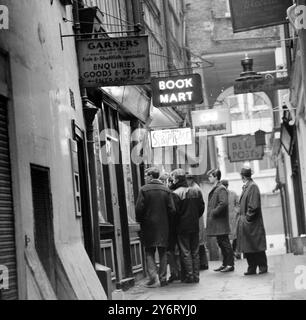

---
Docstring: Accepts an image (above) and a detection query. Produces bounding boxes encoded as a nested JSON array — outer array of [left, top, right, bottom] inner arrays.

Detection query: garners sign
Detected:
[[151, 74, 203, 107]]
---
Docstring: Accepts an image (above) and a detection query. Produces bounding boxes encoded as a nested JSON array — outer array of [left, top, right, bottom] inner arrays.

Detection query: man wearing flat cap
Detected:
[[236, 166, 268, 275]]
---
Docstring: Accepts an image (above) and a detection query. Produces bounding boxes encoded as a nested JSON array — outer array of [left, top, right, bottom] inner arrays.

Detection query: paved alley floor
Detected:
[[122, 254, 306, 300]]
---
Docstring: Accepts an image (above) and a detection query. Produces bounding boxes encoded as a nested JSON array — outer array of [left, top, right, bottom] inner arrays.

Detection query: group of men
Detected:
[[135, 166, 268, 289]]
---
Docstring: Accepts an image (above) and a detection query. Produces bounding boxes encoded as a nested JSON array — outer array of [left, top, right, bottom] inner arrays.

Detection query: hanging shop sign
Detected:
[[280, 123, 294, 155], [229, 0, 293, 33], [227, 134, 264, 163], [191, 108, 232, 136], [234, 76, 290, 94], [151, 128, 193, 148], [151, 74, 203, 107], [77, 36, 151, 87]]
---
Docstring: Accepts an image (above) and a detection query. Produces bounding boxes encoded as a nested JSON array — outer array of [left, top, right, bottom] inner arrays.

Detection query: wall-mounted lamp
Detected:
[[235, 54, 263, 82]]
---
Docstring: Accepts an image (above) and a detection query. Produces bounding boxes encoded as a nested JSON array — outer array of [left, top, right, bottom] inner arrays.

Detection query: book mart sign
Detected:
[[77, 36, 151, 87]]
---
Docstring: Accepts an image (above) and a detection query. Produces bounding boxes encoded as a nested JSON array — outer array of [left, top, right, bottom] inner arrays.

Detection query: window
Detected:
[[83, 0, 128, 34]]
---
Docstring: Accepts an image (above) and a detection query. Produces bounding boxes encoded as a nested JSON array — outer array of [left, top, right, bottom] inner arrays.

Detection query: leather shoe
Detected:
[[160, 281, 168, 287], [214, 265, 226, 272], [182, 277, 193, 283], [258, 267, 268, 274], [200, 265, 209, 270], [220, 266, 234, 272], [167, 275, 180, 283], [244, 269, 256, 275]]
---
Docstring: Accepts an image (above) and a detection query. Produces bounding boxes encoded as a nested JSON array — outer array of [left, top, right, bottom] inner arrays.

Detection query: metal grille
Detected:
[[0, 98, 18, 300]]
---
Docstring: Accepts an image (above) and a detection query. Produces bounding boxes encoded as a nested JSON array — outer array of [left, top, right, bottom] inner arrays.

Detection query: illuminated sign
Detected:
[[151, 128, 193, 148], [227, 135, 264, 163], [77, 36, 151, 87], [191, 108, 232, 136], [151, 74, 203, 107], [229, 0, 292, 33]]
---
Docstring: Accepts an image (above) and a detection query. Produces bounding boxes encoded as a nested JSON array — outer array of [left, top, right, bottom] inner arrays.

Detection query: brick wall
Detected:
[[186, 0, 280, 56]]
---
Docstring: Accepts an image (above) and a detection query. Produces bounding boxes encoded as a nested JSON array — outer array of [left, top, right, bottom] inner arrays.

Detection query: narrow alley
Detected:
[[123, 254, 306, 300]]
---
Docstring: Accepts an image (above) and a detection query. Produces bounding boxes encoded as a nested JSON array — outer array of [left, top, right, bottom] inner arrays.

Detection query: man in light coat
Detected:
[[206, 169, 234, 273], [221, 179, 241, 259], [136, 167, 176, 287], [236, 167, 268, 275]]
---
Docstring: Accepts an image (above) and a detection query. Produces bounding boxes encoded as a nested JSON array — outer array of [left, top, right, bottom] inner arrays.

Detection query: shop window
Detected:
[[130, 238, 143, 273], [100, 239, 116, 279]]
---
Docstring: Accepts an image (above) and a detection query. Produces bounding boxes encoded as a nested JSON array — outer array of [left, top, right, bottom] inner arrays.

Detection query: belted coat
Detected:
[[206, 182, 230, 236], [236, 179, 267, 253]]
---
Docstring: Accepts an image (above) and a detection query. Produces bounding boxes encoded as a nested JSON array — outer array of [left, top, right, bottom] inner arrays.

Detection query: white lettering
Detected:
[[0, 265, 9, 290], [169, 93, 178, 103], [0, 5, 9, 30], [160, 94, 169, 103], [294, 265, 306, 290]]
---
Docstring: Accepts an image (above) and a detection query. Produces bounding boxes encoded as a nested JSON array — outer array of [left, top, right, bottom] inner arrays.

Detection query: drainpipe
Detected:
[[163, 0, 174, 73]]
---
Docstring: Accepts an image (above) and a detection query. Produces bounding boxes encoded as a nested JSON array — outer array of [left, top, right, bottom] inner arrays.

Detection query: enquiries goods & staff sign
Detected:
[[77, 36, 151, 87]]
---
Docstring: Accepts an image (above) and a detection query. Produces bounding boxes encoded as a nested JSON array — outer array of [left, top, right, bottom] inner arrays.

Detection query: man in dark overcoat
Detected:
[[206, 169, 234, 272], [171, 169, 205, 283], [236, 167, 268, 275], [136, 167, 176, 287]]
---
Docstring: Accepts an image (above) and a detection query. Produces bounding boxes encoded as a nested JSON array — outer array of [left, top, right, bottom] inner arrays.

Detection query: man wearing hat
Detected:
[[237, 166, 268, 275]]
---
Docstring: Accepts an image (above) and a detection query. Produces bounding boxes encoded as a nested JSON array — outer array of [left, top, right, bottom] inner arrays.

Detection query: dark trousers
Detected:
[[177, 232, 200, 282], [244, 251, 267, 271], [167, 245, 181, 278], [232, 239, 237, 252], [145, 247, 168, 283], [216, 234, 234, 267], [199, 244, 208, 268]]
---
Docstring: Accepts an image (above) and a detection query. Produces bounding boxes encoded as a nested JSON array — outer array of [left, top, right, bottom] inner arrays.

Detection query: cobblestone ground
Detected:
[[122, 254, 306, 300]]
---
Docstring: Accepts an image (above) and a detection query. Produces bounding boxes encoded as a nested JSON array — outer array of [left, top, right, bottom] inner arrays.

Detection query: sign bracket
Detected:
[[59, 23, 142, 49]]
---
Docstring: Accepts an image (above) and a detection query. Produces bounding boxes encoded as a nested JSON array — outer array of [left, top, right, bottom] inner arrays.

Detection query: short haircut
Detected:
[[159, 172, 170, 182], [207, 168, 221, 181], [171, 168, 186, 182], [145, 167, 160, 179], [221, 179, 229, 188]]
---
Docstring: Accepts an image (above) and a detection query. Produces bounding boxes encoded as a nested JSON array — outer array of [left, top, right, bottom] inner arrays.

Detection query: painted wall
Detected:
[[0, 0, 106, 299]]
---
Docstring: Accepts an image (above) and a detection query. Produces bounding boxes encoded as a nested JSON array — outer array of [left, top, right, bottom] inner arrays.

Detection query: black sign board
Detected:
[[151, 74, 203, 108], [229, 0, 293, 33], [77, 36, 151, 87], [234, 76, 290, 95], [280, 123, 294, 155]]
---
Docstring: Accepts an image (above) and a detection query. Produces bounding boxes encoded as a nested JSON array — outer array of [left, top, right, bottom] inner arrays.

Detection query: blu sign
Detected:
[[151, 74, 203, 107], [227, 134, 264, 163]]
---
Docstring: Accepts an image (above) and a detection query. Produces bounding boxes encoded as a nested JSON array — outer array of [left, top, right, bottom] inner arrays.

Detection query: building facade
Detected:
[[0, 0, 192, 299], [186, 0, 288, 257], [0, 0, 107, 299]]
